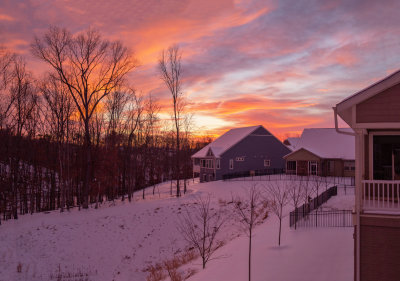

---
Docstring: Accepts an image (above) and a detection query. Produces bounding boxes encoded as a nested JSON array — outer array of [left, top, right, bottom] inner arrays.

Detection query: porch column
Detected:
[[354, 129, 366, 281]]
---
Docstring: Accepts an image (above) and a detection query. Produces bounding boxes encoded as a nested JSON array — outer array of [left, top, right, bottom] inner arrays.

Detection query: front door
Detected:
[[297, 161, 308, 176], [309, 161, 318, 176]]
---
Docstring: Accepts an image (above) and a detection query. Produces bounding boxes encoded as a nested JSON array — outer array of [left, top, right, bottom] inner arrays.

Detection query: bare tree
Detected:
[[301, 175, 313, 206], [177, 194, 225, 269], [8, 57, 38, 137], [0, 47, 15, 128], [124, 90, 144, 201], [31, 26, 137, 208], [182, 113, 193, 194], [159, 45, 184, 197], [104, 90, 130, 137], [287, 179, 304, 229], [40, 75, 75, 211], [265, 181, 290, 246], [311, 175, 323, 205], [232, 185, 268, 281]]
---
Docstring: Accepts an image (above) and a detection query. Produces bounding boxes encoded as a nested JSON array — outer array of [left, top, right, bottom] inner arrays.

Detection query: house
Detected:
[[283, 137, 300, 151], [283, 128, 355, 177], [191, 125, 290, 182], [334, 69, 400, 281]]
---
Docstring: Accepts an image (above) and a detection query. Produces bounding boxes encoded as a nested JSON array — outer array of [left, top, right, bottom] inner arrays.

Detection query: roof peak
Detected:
[[192, 125, 266, 158]]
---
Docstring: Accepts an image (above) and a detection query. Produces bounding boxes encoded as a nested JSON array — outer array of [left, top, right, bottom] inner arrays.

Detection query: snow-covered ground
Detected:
[[0, 177, 354, 281]]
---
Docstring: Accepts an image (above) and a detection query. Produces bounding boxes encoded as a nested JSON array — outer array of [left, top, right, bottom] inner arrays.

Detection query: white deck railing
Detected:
[[193, 165, 200, 173], [362, 180, 400, 212]]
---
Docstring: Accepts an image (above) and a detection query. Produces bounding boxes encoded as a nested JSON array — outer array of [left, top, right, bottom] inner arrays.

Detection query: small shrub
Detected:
[[146, 264, 166, 281], [145, 249, 198, 281]]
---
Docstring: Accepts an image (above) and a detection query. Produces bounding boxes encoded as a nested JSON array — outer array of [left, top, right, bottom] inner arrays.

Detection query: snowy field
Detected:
[[0, 177, 354, 281]]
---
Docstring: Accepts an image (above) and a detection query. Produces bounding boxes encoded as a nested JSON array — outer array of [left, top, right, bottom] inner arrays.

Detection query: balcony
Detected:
[[362, 180, 400, 213]]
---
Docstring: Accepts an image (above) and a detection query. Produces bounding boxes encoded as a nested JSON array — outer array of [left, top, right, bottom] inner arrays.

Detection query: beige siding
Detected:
[[285, 149, 320, 161], [356, 83, 400, 123]]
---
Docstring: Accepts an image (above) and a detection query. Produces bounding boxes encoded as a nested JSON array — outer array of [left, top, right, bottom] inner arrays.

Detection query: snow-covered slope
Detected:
[[0, 177, 354, 281]]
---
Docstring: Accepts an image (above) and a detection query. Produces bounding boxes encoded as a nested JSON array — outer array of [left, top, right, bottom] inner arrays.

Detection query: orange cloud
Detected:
[[0, 14, 14, 21], [2, 0, 400, 141]]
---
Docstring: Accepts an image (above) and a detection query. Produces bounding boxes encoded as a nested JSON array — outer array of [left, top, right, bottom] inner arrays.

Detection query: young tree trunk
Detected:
[[83, 119, 91, 209], [249, 227, 252, 281]]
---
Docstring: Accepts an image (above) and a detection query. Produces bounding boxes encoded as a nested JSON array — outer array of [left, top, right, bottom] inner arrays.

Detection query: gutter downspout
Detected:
[[333, 106, 356, 136], [333, 106, 360, 281]]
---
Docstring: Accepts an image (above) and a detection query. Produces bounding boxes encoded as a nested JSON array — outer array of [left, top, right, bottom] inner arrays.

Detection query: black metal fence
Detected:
[[222, 171, 355, 187], [291, 210, 353, 228], [222, 168, 285, 180], [290, 185, 342, 228]]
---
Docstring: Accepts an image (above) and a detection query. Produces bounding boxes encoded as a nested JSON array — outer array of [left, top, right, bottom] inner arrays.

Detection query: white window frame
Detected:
[[264, 159, 271, 167], [369, 131, 400, 180], [344, 160, 355, 171], [236, 157, 245, 161], [229, 159, 234, 170], [287, 161, 296, 171], [308, 161, 318, 176]]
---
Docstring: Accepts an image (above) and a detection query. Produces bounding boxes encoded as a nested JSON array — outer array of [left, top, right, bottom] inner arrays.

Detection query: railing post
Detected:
[[343, 210, 345, 227]]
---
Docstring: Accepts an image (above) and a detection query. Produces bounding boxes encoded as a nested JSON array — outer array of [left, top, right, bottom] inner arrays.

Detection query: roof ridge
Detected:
[[191, 125, 262, 158], [337, 68, 400, 107], [218, 125, 261, 157]]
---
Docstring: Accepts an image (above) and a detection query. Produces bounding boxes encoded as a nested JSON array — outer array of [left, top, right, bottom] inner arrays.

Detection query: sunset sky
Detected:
[[1, 0, 400, 139]]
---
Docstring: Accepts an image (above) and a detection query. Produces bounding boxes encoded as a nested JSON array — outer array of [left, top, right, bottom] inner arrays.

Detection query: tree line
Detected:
[[0, 26, 211, 223]]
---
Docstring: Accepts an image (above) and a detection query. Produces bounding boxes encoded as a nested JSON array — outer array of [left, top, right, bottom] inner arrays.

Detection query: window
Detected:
[[202, 159, 214, 169], [264, 159, 271, 167], [287, 161, 296, 171], [216, 159, 220, 169], [236, 157, 245, 161], [373, 135, 400, 180], [229, 159, 234, 170], [344, 161, 355, 171], [328, 160, 335, 174]]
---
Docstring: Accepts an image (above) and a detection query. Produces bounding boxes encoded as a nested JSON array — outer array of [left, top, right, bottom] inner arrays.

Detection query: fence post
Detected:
[[343, 210, 345, 227]]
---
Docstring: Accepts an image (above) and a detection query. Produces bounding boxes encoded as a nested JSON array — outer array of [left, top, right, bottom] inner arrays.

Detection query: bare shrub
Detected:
[[177, 194, 226, 269], [264, 181, 290, 246], [49, 264, 96, 281], [232, 184, 268, 281], [145, 249, 198, 281], [287, 179, 304, 229], [146, 264, 166, 281]]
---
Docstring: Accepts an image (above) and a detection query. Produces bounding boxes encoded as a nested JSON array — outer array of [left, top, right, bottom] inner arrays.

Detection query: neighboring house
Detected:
[[283, 128, 355, 177], [191, 125, 290, 182], [283, 137, 300, 151], [335, 70, 400, 281]]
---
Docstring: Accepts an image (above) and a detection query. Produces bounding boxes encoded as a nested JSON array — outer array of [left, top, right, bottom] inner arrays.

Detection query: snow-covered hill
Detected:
[[0, 177, 354, 281]]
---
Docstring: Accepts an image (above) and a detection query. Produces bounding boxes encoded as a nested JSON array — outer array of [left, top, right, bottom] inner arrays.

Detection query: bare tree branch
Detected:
[[177, 194, 226, 269]]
